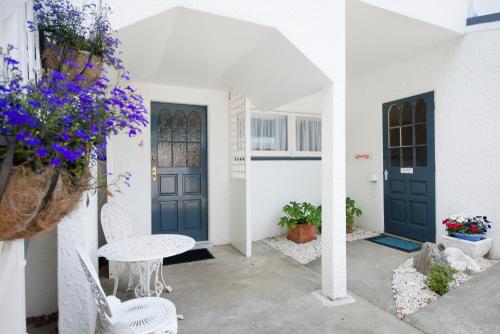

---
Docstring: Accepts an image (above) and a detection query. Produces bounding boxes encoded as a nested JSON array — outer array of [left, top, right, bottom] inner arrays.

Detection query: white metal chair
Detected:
[[76, 248, 178, 334], [101, 203, 137, 295]]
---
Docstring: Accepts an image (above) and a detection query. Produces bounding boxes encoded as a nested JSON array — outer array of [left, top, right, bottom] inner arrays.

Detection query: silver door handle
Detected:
[[384, 170, 389, 181]]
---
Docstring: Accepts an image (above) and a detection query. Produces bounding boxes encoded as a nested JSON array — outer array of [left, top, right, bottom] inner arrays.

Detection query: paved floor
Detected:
[[306, 239, 414, 314], [102, 242, 420, 334], [29, 240, 499, 333]]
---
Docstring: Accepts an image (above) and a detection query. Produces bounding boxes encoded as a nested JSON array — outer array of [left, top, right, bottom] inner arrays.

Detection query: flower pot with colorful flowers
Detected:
[[441, 214, 493, 258], [442, 215, 492, 242], [0, 0, 147, 240]]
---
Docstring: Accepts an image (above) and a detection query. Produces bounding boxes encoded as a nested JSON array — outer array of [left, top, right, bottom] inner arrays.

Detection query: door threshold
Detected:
[[193, 241, 213, 249]]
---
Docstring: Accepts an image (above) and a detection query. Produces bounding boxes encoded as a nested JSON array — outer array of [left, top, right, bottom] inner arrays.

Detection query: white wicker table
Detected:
[[98, 234, 195, 297]]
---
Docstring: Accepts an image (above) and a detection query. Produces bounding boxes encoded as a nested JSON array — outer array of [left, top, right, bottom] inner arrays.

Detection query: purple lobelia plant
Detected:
[[0, 0, 147, 240]]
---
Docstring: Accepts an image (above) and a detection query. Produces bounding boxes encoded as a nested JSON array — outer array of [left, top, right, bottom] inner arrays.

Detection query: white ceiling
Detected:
[[347, 0, 462, 75], [118, 7, 330, 109], [117, 3, 464, 109]]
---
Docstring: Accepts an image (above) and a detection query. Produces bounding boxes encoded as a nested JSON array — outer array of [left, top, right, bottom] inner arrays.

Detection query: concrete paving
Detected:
[[103, 242, 421, 334], [404, 261, 500, 334], [306, 239, 414, 314]]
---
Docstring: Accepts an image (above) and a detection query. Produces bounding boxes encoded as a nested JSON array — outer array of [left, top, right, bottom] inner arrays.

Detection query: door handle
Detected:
[[152, 166, 157, 182], [384, 170, 389, 181]]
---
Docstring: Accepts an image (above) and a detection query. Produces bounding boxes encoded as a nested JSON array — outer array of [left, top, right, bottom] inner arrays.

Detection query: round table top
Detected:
[[97, 234, 196, 262]]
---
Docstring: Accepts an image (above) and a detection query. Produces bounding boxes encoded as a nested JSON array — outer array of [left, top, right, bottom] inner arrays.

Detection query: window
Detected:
[[251, 111, 321, 158], [251, 112, 289, 155], [295, 115, 321, 155]]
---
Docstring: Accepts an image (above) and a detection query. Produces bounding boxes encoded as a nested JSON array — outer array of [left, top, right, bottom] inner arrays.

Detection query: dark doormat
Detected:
[[163, 248, 214, 266], [366, 235, 422, 253]]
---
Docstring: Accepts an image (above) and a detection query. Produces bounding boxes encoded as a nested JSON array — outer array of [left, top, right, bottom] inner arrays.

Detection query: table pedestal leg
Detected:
[[134, 260, 164, 297]]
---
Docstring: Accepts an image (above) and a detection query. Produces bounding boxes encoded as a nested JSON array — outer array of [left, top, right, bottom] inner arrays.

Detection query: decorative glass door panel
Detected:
[[151, 103, 208, 241]]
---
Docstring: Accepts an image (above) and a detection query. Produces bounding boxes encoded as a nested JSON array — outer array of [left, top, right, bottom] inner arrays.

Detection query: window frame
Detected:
[[291, 113, 322, 158], [250, 110, 321, 158], [250, 110, 292, 157]]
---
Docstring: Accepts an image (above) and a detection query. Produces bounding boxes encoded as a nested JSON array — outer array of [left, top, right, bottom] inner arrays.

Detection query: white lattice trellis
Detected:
[[230, 88, 249, 179]]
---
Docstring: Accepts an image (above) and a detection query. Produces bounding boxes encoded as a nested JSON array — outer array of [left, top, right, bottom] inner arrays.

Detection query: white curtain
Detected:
[[296, 117, 321, 151], [251, 114, 288, 151]]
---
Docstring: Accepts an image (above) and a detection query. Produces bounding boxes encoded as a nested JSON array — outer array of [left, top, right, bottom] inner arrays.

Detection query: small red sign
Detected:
[[354, 153, 370, 160]]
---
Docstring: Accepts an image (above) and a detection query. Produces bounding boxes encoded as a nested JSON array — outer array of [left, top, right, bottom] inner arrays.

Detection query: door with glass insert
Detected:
[[383, 92, 435, 242], [151, 103, 208, 241]]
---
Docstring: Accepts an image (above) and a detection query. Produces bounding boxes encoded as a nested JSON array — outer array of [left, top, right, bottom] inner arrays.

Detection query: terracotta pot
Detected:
[[287, 224, 317, 244], [346, 225, 353, 234]]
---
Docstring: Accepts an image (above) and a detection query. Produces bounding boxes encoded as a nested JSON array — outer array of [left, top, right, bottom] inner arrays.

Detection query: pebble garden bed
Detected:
[[393, 257, 498, 319], [263, 228, 379, 264]]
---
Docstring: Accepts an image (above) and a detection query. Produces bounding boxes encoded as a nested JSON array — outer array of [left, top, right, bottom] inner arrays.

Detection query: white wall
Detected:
[[347, 27, 500, 258], [57, 189, 98, 333], [107, 83, 231, 245], [250, 160, 321, 240], [470, 0, 500, 16]]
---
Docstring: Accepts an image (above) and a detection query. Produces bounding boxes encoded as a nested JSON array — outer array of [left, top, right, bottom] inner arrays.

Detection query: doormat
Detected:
[[163, 248, 214, 266], [366, 235, 422, 253]]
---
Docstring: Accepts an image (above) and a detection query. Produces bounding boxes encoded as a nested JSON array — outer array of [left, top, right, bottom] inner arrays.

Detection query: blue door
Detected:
[[383, 92, 435, 242], [151, 103, 208, 241]]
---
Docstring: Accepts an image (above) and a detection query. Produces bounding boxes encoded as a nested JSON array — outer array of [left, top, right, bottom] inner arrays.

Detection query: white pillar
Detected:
[[321, 84, 347, 300], [58, 187, 98, 333], [320, 0, 347, 301]]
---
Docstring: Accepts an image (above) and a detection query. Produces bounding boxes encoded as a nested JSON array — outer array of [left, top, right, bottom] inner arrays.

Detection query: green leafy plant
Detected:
[[278, 201, 321, 230], [426, 264, 457, 296], [346, 197, 362, 228]]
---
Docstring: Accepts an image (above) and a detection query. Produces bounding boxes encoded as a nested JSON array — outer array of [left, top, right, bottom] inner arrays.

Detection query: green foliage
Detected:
[[426, 264, 457, 296], [346, 197, 362, 227], [278, 201, 321, 230]]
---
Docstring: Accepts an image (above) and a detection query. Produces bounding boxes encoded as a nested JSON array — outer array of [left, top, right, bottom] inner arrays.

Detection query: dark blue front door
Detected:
[[383, 92, 435, 242], [151, 103, 208, 241]]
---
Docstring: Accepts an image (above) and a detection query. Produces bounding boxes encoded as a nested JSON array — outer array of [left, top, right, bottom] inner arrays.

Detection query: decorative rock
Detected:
[[413, 242, 448, 275], [444, 247, 481, 273]]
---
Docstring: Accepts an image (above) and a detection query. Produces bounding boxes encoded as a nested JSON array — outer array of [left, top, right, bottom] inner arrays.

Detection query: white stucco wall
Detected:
[[57, 190, 98, 333], [107, 83, 231, 245], [250, 161, 321, 241], [347, 27, 500, 258], [470, 0, 500, 16]]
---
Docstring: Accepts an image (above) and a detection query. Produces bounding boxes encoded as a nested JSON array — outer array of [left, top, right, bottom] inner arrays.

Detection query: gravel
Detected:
[[263, 228, 379, 264], [393, 257, 498, 319]]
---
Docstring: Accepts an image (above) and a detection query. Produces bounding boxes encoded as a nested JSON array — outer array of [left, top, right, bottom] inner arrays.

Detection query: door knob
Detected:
[[384, 170, 389, 181], [152, 166, 157, 182]]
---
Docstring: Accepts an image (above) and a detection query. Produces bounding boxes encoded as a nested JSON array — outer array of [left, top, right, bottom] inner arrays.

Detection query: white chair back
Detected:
[[76, 247, 113, 328], [101, 203, 133, 243]]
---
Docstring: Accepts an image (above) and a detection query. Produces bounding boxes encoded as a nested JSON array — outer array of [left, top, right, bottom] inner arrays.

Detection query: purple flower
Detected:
[[35, 146, 49, 158]]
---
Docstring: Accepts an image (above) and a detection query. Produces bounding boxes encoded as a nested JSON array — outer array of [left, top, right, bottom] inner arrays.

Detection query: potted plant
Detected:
[[278, 202, 321, 243], [440, 214, 493, 258], [0, 0, 147, 240], [346, 197, 362, 233], [30, 0, 122, 83]]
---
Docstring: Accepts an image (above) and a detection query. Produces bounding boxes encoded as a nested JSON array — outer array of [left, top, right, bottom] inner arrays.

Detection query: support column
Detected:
[[320, 0, 347, 301], [321, 84, 347, 301]]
